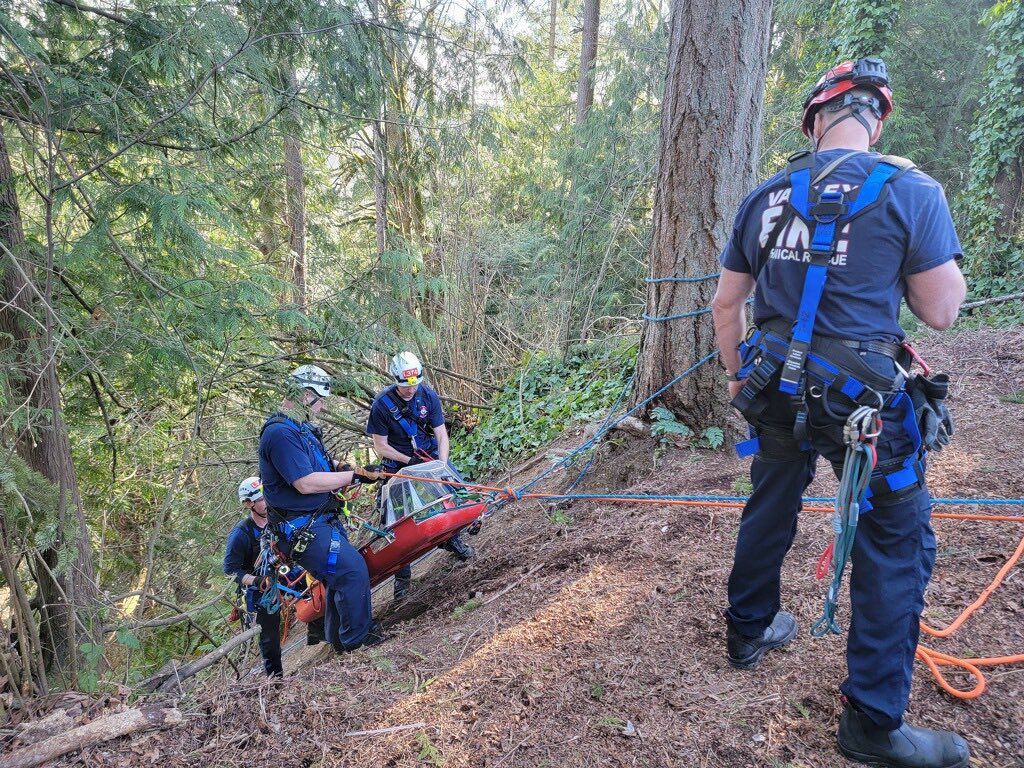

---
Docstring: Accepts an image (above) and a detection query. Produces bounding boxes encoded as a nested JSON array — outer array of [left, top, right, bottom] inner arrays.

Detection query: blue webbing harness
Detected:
[[731, 151, 926, 507], [380, 387, 438, 467]]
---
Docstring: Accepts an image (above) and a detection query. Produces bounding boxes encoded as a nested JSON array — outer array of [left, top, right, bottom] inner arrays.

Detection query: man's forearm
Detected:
[[712, 302, 747, 374], [292, 470, 357, 494], [373, 439, 409, 464]]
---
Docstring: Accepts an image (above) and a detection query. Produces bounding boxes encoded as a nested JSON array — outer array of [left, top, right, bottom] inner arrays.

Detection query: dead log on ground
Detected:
[[0, 706, 182, 768]]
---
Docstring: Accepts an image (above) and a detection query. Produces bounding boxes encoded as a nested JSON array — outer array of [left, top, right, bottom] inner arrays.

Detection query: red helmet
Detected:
[[801, 57, 893, 138]]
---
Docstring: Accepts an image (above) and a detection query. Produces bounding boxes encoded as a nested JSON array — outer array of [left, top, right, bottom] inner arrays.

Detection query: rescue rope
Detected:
[[915, 533, 1024, 699], [645, 273, 721, 283]]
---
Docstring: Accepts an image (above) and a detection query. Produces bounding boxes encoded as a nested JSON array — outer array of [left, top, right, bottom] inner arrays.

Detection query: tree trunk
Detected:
[[631, 0, 773, 428], [0, 129, 100, 685], [576, 0, 600, 125], [549, 0, 557, 63], [282, 70, 306, 308], [369, 0, 389, 255]]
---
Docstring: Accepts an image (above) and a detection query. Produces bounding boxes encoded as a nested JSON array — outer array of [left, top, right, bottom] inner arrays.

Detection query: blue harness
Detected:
[[261, 414, 342, 575], [731, 151, 926, 506], [380, 387, 438, 464]]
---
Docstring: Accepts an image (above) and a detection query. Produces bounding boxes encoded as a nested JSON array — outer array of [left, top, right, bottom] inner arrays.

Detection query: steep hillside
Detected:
[[8, 328, 1024, 768]]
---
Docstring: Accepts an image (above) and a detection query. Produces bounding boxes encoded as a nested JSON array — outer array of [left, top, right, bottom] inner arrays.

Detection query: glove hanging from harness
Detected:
[[905, 372, 953, 452]]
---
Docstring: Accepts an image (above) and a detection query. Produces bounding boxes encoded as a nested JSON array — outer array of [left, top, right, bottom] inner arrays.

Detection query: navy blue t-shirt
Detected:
[[224, 517, 263, 585], [719, 149, 962, 342], [366, 384, 445, 459], [258, 416, 333, 513]]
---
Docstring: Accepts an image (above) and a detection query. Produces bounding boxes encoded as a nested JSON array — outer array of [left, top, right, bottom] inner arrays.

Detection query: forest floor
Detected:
[[7, 327, 1024, 768]]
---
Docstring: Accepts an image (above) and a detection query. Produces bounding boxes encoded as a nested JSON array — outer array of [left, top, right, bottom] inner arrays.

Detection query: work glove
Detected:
[[907, 373, 954, 452], [353, 464, 384, 484]]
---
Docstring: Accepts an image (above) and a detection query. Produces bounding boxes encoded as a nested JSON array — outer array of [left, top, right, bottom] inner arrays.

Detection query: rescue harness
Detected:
[[379, 387, 438, 466], [730, 150, 954, 627]]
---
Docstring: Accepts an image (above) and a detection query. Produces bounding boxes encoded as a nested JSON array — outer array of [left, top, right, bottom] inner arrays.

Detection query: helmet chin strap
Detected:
[[813, 99, 877, 149]]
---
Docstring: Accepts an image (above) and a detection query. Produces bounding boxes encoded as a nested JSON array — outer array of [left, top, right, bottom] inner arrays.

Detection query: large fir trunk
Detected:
[[631, 0, 773, 427], [0, 129, 99, 685], [283, 70, 306, 307], [576, 0, 600, 124]]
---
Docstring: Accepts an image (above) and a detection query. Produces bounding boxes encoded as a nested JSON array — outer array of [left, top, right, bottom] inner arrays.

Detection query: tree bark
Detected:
[[0, 707, 183, 768], [576, 0, 600, 124], [0, 128, 100, 684], [282, 69, 306, 308], [631, 0, 773, 428], [549, 0, 557, 63], [369, 0, 388, 256]]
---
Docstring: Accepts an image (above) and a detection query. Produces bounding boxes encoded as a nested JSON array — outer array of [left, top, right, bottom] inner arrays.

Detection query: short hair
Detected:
[[821, 86, 882, 127]]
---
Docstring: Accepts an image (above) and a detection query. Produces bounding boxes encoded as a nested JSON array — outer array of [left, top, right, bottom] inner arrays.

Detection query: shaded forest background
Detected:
[[0, 0, 1021, 698]]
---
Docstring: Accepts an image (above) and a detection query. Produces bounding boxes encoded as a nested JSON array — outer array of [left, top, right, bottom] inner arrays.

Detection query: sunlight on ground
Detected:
[[324, 563, 649, 767]]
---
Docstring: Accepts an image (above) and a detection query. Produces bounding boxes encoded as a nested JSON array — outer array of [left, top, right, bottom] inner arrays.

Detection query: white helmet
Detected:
[[238, 476, 264, 504], [388, 351, 424, 386], [289, 364, 331, 397]]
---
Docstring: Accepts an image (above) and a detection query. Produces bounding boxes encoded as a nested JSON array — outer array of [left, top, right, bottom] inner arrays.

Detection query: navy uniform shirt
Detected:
[[720, 149, 962, 342], [223, 517, 263, 586], [366, 384, 445, 459], [259, 415, 333, 513]]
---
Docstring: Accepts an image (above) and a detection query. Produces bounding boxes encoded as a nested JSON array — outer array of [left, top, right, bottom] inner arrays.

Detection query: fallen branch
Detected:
[[0, 707, 183, 768], [156, 625, 261, 693], [343, 722, 427, 737], [961, 292, 1024, 310], [482, 563, 545, 606]]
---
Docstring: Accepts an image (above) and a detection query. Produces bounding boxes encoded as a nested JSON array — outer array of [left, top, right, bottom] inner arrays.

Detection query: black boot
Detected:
[[394, 575, 412, 601], [334, 622, 388, 653], [440, 533, 475, 561], [726, 610, 797, 669], [306, 617, 325, 646], [838, 704, 970, 768]]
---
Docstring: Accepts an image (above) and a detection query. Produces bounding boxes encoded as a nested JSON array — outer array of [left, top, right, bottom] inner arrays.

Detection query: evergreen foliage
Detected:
[[0, 0, 1018, 690], [960, 0, 1024, 306]]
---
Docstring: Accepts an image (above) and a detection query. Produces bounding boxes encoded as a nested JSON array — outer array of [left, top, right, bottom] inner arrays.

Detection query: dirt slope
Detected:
[[12, 328, 1024, 768]]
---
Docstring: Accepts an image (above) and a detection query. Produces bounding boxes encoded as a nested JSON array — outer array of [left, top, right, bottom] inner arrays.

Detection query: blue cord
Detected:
[[645, 273, 721, 283]]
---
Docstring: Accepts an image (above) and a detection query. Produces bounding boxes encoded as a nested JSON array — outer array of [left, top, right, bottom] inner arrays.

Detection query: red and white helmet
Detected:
[[238, 476, 264, 504], [801, 57, 893, 138], [389, 351, 424, 386]]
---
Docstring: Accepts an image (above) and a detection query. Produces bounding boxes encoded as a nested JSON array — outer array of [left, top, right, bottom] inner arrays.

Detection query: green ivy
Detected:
[[961, 0, 1024, 305], [450, 343, 636, 478]]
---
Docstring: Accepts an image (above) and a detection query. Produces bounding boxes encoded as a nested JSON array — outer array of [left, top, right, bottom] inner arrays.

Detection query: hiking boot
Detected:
[[306, 618, 325, 646], [394, 575, 412, 601], [334, 622, 388, 653], [838, 704, 970, 768], [726, 610, 797, 669], [441, 533, 475, 561]]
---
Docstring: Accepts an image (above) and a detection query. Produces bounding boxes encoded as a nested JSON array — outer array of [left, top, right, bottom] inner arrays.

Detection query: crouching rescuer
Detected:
[[711, 57, 969, 768], [259, 364, 386, 653]]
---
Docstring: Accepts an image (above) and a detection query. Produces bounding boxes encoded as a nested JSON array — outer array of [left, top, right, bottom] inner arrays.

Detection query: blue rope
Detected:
[[565, 371, 638, 494], [644, 297, 753, 323], [510, 350, 720, 502], [645, 273, 720, 283], [643, 306, 712, 321]]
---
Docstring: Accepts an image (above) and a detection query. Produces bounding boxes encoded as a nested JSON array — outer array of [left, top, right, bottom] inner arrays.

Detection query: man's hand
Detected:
[[354, 464, 384, 483]]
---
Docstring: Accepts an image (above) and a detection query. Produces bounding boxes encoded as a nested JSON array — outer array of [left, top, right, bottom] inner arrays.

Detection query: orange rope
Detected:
[[916, 533, 1024, 699], [381, 470, 1024, 697]]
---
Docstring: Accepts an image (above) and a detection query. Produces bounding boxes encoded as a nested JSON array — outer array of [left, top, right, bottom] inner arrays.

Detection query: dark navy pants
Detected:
[[243, 593, 283, 676], [726, 351, 936, 731], [282, 519, 372, 649]]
